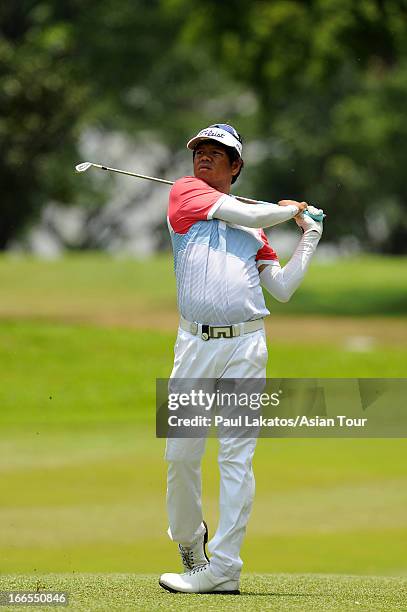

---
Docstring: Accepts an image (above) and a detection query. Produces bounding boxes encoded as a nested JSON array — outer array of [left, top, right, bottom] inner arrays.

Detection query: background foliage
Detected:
[[1, 0, 407, 250]]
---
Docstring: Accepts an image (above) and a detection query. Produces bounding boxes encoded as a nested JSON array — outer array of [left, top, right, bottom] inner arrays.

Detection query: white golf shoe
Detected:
[[159, 563, 240, 594], [178, 521, 209, 571]]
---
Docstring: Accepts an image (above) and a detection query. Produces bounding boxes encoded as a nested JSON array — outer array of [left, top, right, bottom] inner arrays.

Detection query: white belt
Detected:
[[179, 315, 264, 341]]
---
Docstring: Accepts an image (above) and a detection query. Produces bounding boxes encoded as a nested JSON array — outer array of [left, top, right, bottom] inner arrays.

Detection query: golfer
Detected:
[[159, 124, 323, 594]]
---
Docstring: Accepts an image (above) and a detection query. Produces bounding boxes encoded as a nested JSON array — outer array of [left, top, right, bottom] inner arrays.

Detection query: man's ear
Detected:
[[231, 158, 242, 177]]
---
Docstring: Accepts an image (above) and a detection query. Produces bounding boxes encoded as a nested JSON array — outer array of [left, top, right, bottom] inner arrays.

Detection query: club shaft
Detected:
[[93, 163, 174, 185], [88, 163, 261, 204], [77, 161, 324, 220]]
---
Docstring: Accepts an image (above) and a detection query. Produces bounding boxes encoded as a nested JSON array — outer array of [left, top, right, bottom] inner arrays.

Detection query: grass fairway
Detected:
[[1, 320, 406, 581], [0, 253, 406, 321], [0, 573, 406, 610], [0, 254, 406, 610]]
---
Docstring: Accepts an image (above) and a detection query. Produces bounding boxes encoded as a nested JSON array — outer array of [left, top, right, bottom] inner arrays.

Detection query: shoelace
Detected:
[[187, 564, 208, 576], [179, 545, 194, 569]]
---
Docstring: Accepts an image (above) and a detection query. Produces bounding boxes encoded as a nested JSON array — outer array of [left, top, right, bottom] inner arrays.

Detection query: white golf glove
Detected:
[[295, 205, 324, 236]]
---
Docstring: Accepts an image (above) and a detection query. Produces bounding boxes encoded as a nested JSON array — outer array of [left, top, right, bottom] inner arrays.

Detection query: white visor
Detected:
[[187, 126, 243, 157]]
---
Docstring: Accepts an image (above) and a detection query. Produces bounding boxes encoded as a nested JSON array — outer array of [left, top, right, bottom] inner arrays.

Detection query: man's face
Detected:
[[193, 141, 241, 191]]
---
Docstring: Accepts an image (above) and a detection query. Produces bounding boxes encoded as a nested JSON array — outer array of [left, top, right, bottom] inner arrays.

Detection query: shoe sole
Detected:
[[159, 580, 240, 595]]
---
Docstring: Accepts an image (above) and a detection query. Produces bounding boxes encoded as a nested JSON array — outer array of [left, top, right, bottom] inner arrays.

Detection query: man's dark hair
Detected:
[[193, 140, 244, 184]]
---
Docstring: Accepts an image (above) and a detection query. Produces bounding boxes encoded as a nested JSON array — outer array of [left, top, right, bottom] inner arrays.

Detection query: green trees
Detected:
[[1, 0, 406, 251], [0, 2, 86, 247], [181, 0, 407, 251], [0, 1, 223, 248]]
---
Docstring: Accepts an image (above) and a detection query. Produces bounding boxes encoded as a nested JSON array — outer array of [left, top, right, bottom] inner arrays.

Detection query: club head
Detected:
[[75, 162, 93, 173]]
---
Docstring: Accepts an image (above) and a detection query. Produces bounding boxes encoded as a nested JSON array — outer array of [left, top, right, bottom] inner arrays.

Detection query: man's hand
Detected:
[[278, 199, 308, 214], [295, 204, 323, 236]]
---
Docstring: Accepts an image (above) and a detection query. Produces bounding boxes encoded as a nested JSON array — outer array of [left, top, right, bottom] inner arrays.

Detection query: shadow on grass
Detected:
[[239, 592, 322, 597]]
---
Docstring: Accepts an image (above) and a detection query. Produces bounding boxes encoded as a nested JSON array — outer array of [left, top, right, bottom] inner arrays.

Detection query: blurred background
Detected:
[[0, 0, 406, 578]]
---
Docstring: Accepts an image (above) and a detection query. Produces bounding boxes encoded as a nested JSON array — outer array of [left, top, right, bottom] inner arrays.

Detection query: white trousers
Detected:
[[165, 325, 268, 580]]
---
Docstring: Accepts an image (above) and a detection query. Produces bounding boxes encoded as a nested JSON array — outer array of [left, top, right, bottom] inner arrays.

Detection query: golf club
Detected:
[[75, 162, 173, 186], [75, 161, 325, 220]]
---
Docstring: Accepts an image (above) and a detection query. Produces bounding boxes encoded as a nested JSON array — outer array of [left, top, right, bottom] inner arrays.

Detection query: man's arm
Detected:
[[258, 211, 323, 303], [212, 195, 307, 229]]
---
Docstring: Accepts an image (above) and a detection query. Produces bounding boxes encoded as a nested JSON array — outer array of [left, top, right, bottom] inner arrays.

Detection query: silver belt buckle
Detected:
[[200, 324, 235, 340], [211, 325, 233, 338], [211, 325, 234, 339]]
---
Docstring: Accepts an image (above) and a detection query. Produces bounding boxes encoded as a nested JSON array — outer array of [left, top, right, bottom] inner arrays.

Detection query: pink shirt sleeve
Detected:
[[168, 176, 226, 234], [255, 229, 279, 265]]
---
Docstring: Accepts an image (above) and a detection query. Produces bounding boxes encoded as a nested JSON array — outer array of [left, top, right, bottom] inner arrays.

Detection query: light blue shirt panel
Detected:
[[170, 219, 270, 324], [171, 219, 261, 265]]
